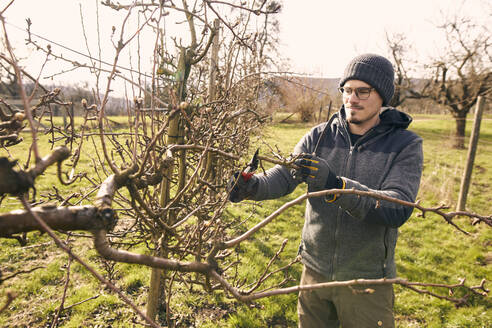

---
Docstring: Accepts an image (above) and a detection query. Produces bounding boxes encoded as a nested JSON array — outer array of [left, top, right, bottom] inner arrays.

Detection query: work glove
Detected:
[[227, 172, 259, 203], [292, 154, 343, 194]]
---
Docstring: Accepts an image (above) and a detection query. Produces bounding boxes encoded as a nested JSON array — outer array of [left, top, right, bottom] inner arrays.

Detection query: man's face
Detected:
[[342, 80, 383, 134]]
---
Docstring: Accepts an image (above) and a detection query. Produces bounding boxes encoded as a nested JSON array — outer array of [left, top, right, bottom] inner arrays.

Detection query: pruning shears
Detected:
[[241, 149, 259, 182]]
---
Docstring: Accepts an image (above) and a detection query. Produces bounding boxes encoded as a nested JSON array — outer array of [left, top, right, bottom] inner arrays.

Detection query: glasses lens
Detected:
[[339, 87, 352, 95], [356, 87, 371, 99], [340, 87, 372, 99]]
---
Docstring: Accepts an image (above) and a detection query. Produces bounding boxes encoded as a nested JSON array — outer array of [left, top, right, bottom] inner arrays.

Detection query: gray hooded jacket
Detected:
[[252, 107, 423, 281]]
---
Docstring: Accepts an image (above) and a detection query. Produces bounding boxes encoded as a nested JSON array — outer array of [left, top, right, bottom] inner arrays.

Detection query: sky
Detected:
[[278, 0, 491, 77], [2, 0, 491, 96]]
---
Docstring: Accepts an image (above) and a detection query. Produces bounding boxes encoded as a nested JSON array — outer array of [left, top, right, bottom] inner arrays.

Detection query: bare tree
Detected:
[[267, 75, 333, 122], [387, 15, 491, 148], [0, 0, 285, 326], [385, 32, 420, 108], [0, 60, 19, 97], [427, 15, 491, 148]]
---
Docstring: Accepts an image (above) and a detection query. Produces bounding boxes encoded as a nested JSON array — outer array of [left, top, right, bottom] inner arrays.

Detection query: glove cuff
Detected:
[[325, 171, 343, 190], [325, 177, 345, 203]]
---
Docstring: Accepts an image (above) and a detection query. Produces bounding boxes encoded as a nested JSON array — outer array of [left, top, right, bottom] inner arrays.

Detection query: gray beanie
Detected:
[[339, 53, 395, 106]]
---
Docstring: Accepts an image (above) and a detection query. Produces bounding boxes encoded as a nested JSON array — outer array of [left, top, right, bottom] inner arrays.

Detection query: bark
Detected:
[[454, 112, 467, 149], [146, 261, 166, 323], [147, 151, 174, 321], [0, 206, 107, 237]]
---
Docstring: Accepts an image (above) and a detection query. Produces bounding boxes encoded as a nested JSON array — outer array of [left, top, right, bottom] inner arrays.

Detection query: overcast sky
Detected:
[[2, 0, 490, 95], [278, 0, 490, 77]]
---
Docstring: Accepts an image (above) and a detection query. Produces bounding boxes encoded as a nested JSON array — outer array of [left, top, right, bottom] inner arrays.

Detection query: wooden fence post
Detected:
[[456, 96, 485, 211]]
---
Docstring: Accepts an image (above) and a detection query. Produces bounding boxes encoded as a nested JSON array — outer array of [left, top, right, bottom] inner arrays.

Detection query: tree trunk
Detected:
[[203, 19, 220, 184], [146, 47, 190, 323], [146, 246, 167, 324], [454, 112, 467, 149], [146, 151, 174, 322]]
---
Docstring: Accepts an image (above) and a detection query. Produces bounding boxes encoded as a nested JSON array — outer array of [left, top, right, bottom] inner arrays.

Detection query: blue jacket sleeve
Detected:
[[334, 138, 423, 227], [250, 126, 320, 201], [252, 164, 299, 200]]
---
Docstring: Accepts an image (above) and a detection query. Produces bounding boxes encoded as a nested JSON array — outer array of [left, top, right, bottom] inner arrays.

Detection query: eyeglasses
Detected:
[[338, 87, 374, 100]]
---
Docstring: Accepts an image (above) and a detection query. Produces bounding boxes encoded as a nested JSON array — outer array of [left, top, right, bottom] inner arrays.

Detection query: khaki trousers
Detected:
[[298, 266, 395, 328]]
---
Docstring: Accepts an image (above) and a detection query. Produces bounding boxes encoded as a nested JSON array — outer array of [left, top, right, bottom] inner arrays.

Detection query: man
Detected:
[[229, 54, 423, 327]]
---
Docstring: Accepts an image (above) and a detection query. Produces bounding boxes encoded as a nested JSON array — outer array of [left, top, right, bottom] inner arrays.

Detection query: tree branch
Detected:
[[211, 270, 488, 305]]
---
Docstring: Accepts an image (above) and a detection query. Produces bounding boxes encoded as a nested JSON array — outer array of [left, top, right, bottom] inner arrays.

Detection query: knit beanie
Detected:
[[338, 54, 395, 106]]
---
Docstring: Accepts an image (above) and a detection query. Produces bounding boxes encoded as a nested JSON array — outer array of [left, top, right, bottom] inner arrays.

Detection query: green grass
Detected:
[[1, 113, 491, 327]]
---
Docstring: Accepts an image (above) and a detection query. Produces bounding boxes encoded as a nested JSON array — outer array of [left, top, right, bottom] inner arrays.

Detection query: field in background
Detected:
[[0, 113, 491, 327]]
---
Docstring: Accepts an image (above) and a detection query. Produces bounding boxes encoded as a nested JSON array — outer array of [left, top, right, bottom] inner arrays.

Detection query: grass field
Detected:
[[0, 113, 491, 327]]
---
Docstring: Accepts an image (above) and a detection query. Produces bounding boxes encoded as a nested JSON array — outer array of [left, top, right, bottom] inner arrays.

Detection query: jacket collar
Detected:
[[334, 106, 412, 133], [331, 106, 413, 146]]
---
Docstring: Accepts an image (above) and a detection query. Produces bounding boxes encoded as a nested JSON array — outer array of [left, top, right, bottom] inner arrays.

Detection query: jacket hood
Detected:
[[378, 107, 412, 129]]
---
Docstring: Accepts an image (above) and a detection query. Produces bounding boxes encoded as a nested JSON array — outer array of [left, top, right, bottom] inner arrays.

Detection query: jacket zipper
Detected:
[[331, 122, 376, 280], [383, 227, 389, 276], [331, 133, 355, 280], [329, 113, 399, 279]]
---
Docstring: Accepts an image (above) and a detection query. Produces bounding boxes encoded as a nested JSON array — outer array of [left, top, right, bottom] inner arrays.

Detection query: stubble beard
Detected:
[[346, 107, 380, 126], [346, 107, 364, 125]]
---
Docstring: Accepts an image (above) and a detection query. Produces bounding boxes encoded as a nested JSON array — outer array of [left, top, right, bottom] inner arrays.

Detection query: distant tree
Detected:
[[270, 76, 332, 122], [426, 15, 491, 148], [387, 15, 491, 148], [0, 56, 18, 97], [386, 32, 419, 108]]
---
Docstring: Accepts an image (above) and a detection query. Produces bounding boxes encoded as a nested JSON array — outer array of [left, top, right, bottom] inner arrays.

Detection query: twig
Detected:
[[0, 266, 45, 283], [62, 294, 100, 312], [0, 0, 15, 15], [205, 1, 253, 52], [242, 239, 289, 294], [0, 15, 39, 162], [50, 255, 72, 328], [205, 0, 281, 15]]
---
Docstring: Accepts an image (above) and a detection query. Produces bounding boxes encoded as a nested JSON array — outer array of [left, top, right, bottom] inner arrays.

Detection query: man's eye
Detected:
[[358, 88, 370, 95], [344, 88, 353, 94]]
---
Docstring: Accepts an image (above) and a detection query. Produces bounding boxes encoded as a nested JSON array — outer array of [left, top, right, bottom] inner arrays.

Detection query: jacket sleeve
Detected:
[[250, 126, 321, 201], [251, 164, 299, 200], [334, 138, 423, 227]]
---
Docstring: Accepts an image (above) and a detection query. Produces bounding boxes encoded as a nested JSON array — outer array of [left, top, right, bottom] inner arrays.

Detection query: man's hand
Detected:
[[293, 154, 341, 192], [227, 172, 259, 203]]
